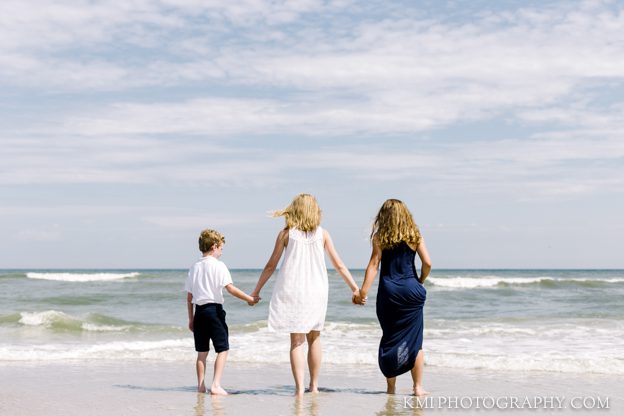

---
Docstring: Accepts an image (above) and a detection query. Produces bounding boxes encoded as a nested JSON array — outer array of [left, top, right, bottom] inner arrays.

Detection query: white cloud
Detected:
[[142, 213, 262, 229], [0, 0, 329, 54], [16, 225, 63, 242], [0, 205, 142, 216], [295, 132, 624, 197], [0, 135, 283, 186], [3, 0, 614, 136], [2, 125, 623, 198], [1, 0, 623, 198], [518, 103, 624, 131], [3, 1, 623, 101]]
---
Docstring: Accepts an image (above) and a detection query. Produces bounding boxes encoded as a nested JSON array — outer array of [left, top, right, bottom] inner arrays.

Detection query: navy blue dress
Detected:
[[376, 242, 427, 378]]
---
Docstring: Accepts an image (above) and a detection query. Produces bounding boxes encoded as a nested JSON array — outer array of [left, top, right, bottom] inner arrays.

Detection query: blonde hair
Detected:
[[198, 229, 225, 253], [273, 193, 321, 232], [371, 199, 422, 250]]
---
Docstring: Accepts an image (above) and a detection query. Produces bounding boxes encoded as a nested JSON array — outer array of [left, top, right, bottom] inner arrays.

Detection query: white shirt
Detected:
[[185, 256, 233, 305]]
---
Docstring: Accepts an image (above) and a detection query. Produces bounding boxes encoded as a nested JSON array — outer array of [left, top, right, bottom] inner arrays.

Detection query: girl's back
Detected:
[[280, 227, 326, 284], [380, 242, 418, 282], [268, 227, 329, 332]]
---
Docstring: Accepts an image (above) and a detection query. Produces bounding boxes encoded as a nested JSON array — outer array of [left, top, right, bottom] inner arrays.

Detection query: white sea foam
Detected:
[[425, 352, 624, 375], [2, 320, 622, 375], [16, 311, 133, 332], [18, 310, 73, 326], [424, 319, 624, 375], [26, 272, 140, 282], [229, 322, 381, 365], [569, 277, 624, 283], [427, 276, 624, 289], [0, 339, 192, 362], [427, 277, 541, 288], [0, 330, 380, 365], [426, 326, 538, 337], [81, 323, 133, 332]]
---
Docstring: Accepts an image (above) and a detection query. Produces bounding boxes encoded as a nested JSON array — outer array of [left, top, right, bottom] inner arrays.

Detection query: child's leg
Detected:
[[386, 376, 397, 394], [290, 333, 306, 396], [210, 350, 229, 395], [410, 349, 429, 396], [196, 351, 209, 393], [306, 330, 322, 392]]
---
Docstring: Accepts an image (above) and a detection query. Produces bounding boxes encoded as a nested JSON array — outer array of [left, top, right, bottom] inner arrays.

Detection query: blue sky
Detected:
[[1, 0, 623, 269]]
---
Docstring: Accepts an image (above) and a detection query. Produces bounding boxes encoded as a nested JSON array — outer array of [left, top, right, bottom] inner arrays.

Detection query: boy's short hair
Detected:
[[198, 229, 225, 253]]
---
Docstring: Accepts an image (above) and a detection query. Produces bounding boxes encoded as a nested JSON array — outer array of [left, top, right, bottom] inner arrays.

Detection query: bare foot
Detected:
[[210, 385, 228, 395], [294, 388, 305, 397], [386, 378, 396, 394], [413, 386, 429, 396], [198, 383, 206, 393], [308, 384, 319, 393]]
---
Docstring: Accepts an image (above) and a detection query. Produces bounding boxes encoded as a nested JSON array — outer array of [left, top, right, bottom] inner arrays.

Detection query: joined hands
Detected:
[[247, 294, 261, 306], [352, 289, 367, 305]]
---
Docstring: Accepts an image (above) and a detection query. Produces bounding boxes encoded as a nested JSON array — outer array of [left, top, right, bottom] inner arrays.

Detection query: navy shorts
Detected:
[[193, 303, 229, 353]]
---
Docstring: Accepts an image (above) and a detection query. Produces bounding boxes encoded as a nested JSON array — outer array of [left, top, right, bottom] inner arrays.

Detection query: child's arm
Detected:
[[251, 229, 288, 299], [416, 239, 432, 283], [323, 230, 359, 295], [225, 284, 256, 303], [357, 240, 382, 304], [186, 292, 194, 332]]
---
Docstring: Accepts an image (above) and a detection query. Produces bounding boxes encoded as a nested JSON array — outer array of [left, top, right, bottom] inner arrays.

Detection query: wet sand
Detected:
[[1, 361, 621, 415]]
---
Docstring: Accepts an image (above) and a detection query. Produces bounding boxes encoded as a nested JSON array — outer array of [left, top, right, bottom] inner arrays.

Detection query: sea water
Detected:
[[1, 269, 623, 375]]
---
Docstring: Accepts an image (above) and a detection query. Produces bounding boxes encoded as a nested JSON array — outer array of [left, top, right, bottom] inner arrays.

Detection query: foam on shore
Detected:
[[26, 272, 140, 282]]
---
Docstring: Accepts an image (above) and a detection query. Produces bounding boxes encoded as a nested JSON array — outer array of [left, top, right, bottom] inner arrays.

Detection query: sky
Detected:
[[1, 0, 623, 269]]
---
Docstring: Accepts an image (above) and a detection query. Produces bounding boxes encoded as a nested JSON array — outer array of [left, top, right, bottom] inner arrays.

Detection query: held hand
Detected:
[[352, 294, 366, 305], [248, 290, 261, 306], [247, 295, 261, 306], [188, 320, 194, 332], [352, 290, 367, 305], [352, 289, 367, 305]]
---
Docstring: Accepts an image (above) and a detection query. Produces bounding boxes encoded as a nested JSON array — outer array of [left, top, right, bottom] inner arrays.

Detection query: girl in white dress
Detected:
[[251, 194, 360, 396]]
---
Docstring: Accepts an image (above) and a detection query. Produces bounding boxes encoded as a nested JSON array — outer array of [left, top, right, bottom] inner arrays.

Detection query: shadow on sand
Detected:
[[114, 384, 387, 396]]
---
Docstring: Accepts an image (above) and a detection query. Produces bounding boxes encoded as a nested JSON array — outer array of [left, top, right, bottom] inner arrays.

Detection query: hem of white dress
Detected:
[[268, 325, 325, 333]]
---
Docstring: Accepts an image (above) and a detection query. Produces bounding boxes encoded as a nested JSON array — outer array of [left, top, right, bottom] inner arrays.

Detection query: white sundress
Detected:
[[268, 227, 329, 333]]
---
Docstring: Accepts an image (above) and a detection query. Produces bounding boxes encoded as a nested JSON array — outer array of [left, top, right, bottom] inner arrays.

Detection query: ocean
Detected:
[[1, 269, 623, 375]]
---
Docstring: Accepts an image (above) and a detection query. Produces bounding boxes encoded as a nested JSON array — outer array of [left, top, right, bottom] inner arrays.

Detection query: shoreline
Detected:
[[1, 361, 622, 415]]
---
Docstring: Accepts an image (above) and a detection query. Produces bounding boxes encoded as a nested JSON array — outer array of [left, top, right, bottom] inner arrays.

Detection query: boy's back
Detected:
[[186, 256, 232, 305], [186, 228, 256, 395]]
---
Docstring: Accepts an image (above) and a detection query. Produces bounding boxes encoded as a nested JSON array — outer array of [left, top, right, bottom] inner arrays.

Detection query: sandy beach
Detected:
[[1, 361, 621, 415]]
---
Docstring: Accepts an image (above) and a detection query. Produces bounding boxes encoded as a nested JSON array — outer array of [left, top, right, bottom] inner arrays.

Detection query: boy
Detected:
[[185, 229, 258, 394]]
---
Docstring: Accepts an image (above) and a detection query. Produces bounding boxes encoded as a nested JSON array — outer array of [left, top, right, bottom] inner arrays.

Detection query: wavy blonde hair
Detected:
[[371, 199, 422, 250], [273, 193, 321, 232]]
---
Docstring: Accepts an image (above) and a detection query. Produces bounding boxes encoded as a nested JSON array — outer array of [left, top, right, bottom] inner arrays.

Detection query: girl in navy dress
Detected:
[[354, 199, 432, 395]]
